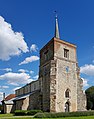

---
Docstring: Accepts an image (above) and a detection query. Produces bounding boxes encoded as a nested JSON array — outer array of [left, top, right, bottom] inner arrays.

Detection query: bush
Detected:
[[33, 112, 46, 118], [34, 111, 94, 118], [14, 110, 42, 116], [27, 110, 43, 115], [14, 110, 27, 116]]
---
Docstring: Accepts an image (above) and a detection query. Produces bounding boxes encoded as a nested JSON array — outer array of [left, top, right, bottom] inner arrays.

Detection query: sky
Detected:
[[0, 0, 94, 101]]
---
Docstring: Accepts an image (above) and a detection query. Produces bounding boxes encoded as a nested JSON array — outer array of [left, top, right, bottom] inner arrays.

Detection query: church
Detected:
[[2, 16, 86, 113]]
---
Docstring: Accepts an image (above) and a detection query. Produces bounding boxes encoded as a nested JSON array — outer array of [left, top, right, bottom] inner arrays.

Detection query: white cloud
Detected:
[[33, 75, 38, 80], [80, 64, 94, 76], [18, 69, 28, 73], [81, 78, 89, 87], [13, 87, 21, 92], [0, 92, 3, 101], [4, 68, 12, 72], [0, 86, 9, 89], [30, 44, 38, 52], [30, 70, 34, 74], [8, 82, 19, 86], [0, 92, 3, 97], [0, 68, 12, 72], [0, 72, 33, 86], [19, 55, 39, 65], [0, 16, 29, 61], [18, 69, 34, 74]]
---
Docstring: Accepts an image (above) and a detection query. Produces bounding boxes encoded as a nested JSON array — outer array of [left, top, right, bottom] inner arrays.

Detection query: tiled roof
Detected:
[[5, 94, 16, 101]]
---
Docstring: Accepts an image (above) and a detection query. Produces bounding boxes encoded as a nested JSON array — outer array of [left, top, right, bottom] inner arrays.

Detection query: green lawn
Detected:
[[35, 117, 94, 119], [0, 114, 94, 119], [0, 114, 32, 118], [52, 116, 94, 119], [0, 113, 13, 117]]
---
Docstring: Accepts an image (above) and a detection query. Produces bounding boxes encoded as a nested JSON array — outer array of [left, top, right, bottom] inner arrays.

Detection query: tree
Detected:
[[85, 86, 94, 110]]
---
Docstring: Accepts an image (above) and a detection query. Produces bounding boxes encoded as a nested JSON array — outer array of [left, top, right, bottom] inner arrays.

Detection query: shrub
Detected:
[[34, 111, 94, 118], [14, 110, 27, 116], [14, 110, 43, 116], [27, 110, 43, 115], [34, 112, 46, 118]]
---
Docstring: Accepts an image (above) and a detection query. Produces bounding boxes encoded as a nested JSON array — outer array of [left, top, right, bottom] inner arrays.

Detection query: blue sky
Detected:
[[0, 0, 94, 100]]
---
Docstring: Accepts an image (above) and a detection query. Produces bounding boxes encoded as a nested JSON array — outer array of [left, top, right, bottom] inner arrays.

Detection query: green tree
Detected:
[[85, 86, 94, 110]]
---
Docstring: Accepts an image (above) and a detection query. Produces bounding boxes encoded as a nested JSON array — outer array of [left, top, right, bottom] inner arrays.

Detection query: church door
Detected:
[[65, 102, 70, 112]]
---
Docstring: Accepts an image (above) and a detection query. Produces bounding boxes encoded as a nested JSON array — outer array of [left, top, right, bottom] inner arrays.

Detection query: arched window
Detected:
[[65, 89, 70, 98]]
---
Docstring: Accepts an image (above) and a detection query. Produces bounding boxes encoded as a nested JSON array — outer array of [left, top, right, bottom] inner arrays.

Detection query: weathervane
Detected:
[[54, 11, 58, 19]]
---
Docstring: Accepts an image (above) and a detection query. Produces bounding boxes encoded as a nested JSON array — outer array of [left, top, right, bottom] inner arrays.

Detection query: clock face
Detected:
[[66, 66, 69, 72]]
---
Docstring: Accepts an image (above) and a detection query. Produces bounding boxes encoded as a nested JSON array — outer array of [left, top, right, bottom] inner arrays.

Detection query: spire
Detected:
[[54, 12, 60, 39]]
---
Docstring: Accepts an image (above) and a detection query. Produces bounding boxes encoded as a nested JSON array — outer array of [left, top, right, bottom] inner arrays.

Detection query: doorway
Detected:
[[65, 101, 70, 112]]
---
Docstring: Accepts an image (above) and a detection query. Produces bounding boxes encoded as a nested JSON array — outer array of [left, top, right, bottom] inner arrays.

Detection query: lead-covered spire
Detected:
[[54, 12, 60, 39]]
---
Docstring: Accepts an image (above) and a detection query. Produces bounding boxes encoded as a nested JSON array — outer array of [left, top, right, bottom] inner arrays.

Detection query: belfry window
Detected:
[[65, 89, 70, 98], [64, 49, 69, 58]]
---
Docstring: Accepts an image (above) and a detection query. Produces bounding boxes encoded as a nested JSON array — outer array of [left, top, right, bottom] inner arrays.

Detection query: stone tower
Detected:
[[39, 16, 86, 112]]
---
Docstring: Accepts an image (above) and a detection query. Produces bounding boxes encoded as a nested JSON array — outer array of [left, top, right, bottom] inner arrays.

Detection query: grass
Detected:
[[0, 114, 94, 119], [45, 116, 94, 119], [0, 114, 32, 118], [0, 113, 13, 117]]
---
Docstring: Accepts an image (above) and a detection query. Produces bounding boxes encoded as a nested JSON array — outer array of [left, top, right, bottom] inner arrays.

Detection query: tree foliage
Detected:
[[85, 86, 94, 110]]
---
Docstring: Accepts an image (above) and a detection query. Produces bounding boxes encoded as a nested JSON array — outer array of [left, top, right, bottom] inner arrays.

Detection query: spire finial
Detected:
[[54, 11, 60, 39], [55, 10, 57, 18]]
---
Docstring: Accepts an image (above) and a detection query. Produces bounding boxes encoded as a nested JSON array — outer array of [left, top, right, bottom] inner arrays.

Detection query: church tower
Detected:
[[39, 15, 86, 112]]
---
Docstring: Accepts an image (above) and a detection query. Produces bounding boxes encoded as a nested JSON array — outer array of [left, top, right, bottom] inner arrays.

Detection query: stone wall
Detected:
[[55, 59, 78, 112], [54, 39, 78, 112], [15, 80, 39, 97], [39, 39, 54, 112], [28, 90, 40, 110], [42, 66, 50, 112], [15, 97, 29, 110], [77, 78, 87, 111], [40, 38, 54, 66], [15, 90, 41, 111], [54, 38, 77, 62], [39, 59, 57, 112], [50, 60, 57, 112]]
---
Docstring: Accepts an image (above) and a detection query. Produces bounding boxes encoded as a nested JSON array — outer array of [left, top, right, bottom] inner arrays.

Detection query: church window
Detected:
[[64, 49, 69, 58], [65, 89, 70, 98]]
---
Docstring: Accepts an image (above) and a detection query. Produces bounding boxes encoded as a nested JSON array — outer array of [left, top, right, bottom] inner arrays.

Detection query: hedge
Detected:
[[14, 110, 27, 116], [14, 110, 42, 116], [27, 110, 42, 115], [34, 111, 94, 118]]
